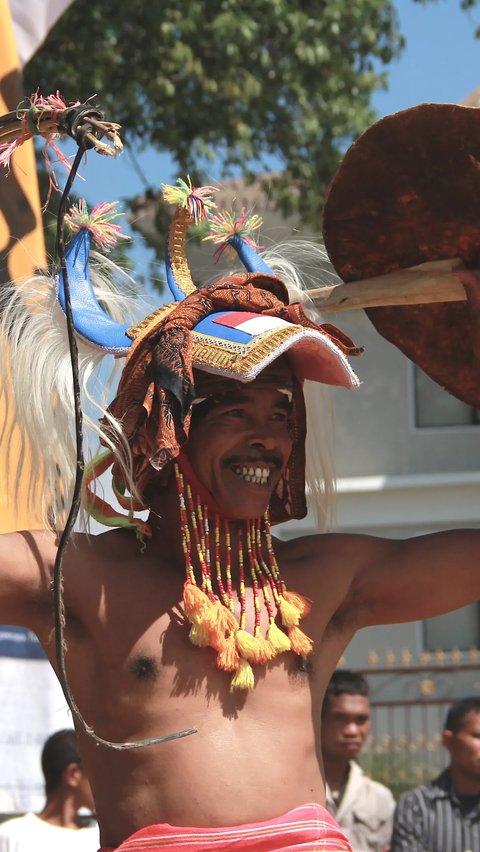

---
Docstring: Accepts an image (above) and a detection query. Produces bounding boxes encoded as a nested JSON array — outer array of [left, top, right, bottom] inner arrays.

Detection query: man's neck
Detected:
[[449, 765, 480, 797], [324, 758, 351, 798], [146, 487, 268, 575], [37, 796, 80, 829]]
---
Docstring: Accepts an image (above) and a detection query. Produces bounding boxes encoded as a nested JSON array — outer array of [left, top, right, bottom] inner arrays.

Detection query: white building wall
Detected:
[[277, 300, 480, 669]]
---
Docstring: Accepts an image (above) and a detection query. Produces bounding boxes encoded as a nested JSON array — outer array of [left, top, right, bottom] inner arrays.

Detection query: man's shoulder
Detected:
[[11, 529, 57, 558], [352, 761, 396, 806], [0, 530, 59, 588], [396, 773, 449, 810], [67, 528, 142, 562], [0, 812, 36, 837], [274, 530, 361, 568]]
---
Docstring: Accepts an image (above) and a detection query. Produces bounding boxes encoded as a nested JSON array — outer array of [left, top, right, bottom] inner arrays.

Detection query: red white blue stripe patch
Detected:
[[212, 311, 292, 337]]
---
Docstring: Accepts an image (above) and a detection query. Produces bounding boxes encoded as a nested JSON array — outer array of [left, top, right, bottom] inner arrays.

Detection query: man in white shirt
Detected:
[[322, 670, 396, 852], [0, 729, 99, 852]]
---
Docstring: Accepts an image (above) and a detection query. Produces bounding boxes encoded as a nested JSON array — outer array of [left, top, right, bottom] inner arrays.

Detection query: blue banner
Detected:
[[0, 625, 47, 659]]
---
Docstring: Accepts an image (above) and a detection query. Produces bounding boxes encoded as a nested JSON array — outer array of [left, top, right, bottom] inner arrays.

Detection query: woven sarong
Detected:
[[98, 803, 353, 851]]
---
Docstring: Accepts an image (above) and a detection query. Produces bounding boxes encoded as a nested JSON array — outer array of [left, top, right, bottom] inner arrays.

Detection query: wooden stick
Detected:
[[310, 257, 469, 312]]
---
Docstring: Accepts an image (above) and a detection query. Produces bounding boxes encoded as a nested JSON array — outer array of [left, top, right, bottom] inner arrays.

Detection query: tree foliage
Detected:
[[25, 0, 405, 242]]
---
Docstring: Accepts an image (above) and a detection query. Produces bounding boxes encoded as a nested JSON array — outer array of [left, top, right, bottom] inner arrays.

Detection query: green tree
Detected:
[[25, 0, 405, 249]]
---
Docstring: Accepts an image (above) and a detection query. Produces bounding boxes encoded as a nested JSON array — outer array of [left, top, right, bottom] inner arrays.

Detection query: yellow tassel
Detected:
[[217, 635, 240, 672], [250, 634, 276, 664], [267, 621, 292, 653], [235, 630, 259, 660], [230, 658, 255, 691], [278, 596, 301, 627], [183, 581, 210, 621], [235, 629, 261, 661], [189, 618, 212, 648], [283, 590, 311, 617], [288, 625, 314, 656]]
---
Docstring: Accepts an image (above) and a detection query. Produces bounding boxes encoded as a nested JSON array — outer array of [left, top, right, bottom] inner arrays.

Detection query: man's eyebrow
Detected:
[[214, 391, 292, 409], [215, 392, 250, 405], [332, 712, 370, 721], [277, 394, 293, 411]]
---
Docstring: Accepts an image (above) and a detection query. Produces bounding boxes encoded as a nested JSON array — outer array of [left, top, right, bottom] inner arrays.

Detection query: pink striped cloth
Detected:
[[98, 803, 353, 851]]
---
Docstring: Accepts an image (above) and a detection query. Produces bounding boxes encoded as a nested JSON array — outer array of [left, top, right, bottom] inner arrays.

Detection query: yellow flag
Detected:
[[0, 0, 47, 530]]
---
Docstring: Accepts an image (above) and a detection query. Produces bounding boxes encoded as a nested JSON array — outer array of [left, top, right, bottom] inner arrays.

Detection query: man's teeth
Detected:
[[234, 465, 270, 485]]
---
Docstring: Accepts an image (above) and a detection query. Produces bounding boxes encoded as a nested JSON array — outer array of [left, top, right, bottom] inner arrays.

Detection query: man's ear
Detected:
[[442, 729, 454, 753], [63, 761, 82, 788]]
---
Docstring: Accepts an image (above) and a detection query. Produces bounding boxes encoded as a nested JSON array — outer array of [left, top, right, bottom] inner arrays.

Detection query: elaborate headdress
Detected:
[[55, 179, 359, 520]]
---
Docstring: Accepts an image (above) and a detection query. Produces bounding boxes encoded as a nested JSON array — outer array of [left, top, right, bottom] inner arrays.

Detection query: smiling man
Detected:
[[0, 178, 480, 852]]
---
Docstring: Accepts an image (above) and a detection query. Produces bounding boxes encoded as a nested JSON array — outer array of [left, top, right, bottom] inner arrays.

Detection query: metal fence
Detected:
[[354, 648, 480, 797]]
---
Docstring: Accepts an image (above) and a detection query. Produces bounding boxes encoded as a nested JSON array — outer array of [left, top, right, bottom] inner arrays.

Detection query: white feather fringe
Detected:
[[0, 254, 150, 531], [262, 240, 341, 531]]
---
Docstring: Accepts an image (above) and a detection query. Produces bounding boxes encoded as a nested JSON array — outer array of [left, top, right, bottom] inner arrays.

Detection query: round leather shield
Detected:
[[322, 102, 480, 408]]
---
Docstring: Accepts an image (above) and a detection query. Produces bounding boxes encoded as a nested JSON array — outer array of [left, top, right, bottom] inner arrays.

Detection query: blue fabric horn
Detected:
[[57, 229, 133, 355]]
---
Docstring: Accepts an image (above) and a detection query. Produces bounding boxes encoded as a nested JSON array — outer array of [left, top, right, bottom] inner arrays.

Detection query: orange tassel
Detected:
[[217, 635, 240, 672], [183, 581, 210, 621], [250, 634, 276, 664], [283, 590, 311, 617], [202, 601, 239, 651], [205, 601, 238, 634], [288, 625, 314, 655]]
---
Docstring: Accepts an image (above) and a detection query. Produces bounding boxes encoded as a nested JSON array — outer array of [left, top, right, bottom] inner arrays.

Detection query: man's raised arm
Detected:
[[336, 527, 480, 630], [0, 529, 56, 632]]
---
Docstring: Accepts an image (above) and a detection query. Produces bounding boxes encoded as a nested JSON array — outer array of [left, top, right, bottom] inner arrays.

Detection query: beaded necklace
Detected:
[[175, 463, 313, 691]]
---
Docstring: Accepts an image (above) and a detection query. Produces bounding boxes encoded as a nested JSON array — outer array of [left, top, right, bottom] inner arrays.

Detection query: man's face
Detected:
[[443, 710, 480, 781], [321, 693, 371, 763], [185, 385, 293, 519]]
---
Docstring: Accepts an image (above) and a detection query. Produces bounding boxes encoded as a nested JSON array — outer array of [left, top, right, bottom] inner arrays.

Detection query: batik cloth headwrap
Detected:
[[106, 271, 358, 524]]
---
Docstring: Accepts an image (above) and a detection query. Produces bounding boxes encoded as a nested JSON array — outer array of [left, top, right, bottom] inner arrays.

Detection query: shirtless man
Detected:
[[0, 180, 479, 851]]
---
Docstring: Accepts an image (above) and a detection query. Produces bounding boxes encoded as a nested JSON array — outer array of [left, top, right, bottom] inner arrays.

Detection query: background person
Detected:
[[322, 670, 395, 852], [391, 696, 480, 852], [0, 729, 99, 852]]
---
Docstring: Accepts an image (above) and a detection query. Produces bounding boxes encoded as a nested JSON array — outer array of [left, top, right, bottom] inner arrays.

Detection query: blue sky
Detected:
[[374, 0, 480, 111], [76, 0, 480, 281]]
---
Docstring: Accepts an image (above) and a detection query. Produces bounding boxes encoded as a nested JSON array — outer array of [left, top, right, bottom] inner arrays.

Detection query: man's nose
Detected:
[[247, 422, 277, 450]]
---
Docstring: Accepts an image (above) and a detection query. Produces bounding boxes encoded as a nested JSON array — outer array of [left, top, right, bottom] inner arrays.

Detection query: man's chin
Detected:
[[220, 503, 271, 521], [341, 746, 362, 759], [216, 491, 272, 521]]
